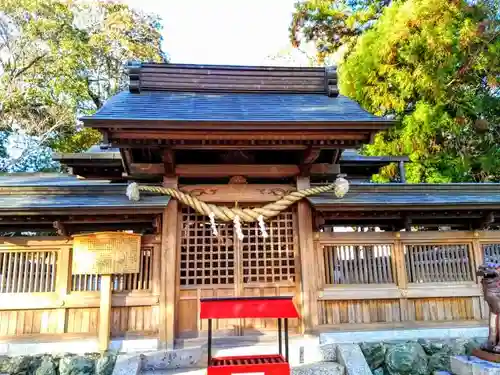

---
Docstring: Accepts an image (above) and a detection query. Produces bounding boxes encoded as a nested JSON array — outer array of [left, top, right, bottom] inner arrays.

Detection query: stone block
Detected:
[[451, 355, 500, 375], [111, 355, 142, 375], [336, 344, 372, 375], [142, 347, 207, 371], [321, 327, 488, 345], [319, 343, 337, 362], [292, 361, 345, 375]]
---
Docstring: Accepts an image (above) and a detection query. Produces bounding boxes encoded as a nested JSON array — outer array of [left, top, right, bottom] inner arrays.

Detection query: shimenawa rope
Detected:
[[126, 176, 349, 223]]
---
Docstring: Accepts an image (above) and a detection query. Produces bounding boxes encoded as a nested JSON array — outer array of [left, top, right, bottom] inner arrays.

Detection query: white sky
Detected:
[[123, 0, 302, 65]]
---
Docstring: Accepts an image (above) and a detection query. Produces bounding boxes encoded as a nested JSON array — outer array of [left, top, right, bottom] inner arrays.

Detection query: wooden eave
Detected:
[[52, 151, 122, 167], [0, 179, 169, 215], [84, 119, 393, 131], [308, 183, 500, 212]]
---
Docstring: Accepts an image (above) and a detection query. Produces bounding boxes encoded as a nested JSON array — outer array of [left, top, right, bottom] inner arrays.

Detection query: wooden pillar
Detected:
[[296, 176, 318, 332], [98, 274, 112, 352], [55, 245, 71, 333], [472, 231, 486, 319], [399, 161, 406, 183], [393, 233, 409, 321], [159, 176, 178, 349]]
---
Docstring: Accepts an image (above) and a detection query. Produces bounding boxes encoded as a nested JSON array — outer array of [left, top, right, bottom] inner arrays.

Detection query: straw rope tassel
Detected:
[[126, 180, 347, 223]]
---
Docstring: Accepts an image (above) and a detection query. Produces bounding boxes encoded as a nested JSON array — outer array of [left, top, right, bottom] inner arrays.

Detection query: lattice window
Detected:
[[71, 246, 153, 292], [241, 211, 296, 283], [179, 207, 235, 286], [404, 244, 473, 283], [323, 244, 394, 284], [0, 251, 57, 293], [483, 244, 500, 264]]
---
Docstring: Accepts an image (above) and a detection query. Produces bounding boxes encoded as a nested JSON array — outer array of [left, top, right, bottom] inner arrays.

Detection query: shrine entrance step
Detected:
[[142, 335, 336, 371], [141, 362, 346, 375]]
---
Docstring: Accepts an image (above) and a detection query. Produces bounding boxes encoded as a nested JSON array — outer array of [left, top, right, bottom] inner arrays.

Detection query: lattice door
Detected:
[[178, 206, 300, 337]]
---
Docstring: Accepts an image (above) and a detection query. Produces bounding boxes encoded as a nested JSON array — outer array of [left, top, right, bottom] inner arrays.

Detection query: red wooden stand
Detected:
[[200, 296, 300, 375]]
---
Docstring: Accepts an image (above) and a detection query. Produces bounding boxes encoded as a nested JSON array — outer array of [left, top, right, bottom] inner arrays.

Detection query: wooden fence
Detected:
[[0, 235, 160, 340], [314, 231, 496, 329], [0, 230, 496, 342]]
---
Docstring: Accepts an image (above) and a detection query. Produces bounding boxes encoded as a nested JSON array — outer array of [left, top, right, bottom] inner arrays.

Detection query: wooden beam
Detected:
[[172, 144, 309, 150], [404, 216, 412, 232], [479, 212, 495, 230], [110, 130, 369, 141], [299, 147, 322, 176], [100, 130, 111, 149], [0, 292, 160, 311], [159, 176, 178, 350], [163, 148, 175, 177], [178, 164, 299, 178], [180, 184, 295, 203], [302, 146, 322, 165], [129, 163, 342, 177], [399, 161, 406, 183], [309, 163, 340, 175], [129, 163, 164, 175], [52, 221, 67, 236], [120, 148, 132, 176]]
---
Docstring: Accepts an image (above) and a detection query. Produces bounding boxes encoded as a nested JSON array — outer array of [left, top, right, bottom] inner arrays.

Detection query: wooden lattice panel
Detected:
[[404, 243, 473, 283], [72, 246, 153, 292], [0, 251, 57, 293], [323, 244, 394, 285], [241, 211, 296, 283], [180, 207, 235, 286], [483, 243, 500, 264]]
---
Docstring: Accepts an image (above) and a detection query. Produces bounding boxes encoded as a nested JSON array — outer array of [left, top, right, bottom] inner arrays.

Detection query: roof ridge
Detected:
[[126, 61, 338, 96]]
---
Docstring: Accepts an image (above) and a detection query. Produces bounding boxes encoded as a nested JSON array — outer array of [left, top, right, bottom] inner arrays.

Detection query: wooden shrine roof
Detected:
[[309, 183, 500, 210], [80, 63, 393, 132], [0, 174, 169, 214], [81, 91, 391, 125]]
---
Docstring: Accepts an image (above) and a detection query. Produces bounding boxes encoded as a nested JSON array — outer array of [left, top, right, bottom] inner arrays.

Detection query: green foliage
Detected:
[[293, 0, 500, 182], [0, 0, 167, 157], [290, 0, 393, 61], [341, 0, 500, 182]]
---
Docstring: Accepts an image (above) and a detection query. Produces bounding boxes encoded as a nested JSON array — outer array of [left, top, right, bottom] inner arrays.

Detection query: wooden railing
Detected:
[[314, 231, 497, 328], [0, 235, 160, 339]]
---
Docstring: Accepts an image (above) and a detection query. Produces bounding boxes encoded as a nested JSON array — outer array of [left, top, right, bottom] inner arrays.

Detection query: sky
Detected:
[[123, 0, 305, 66]]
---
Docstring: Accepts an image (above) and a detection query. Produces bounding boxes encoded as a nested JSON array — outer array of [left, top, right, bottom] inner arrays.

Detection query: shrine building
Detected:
[[1, 62, 499, 350]]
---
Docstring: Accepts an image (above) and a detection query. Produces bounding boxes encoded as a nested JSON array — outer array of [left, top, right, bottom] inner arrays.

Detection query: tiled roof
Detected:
[[308, 183, 500, 209], [81, 91, 391, 124], [0, 174, 169, 211], [0, 194, 169, 211]]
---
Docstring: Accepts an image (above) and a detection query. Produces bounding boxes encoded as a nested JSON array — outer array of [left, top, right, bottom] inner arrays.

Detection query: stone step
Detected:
[[142, 368, 206, 375], [142, 362, 346, 375], [292, 361, 345, 375], [142, 337, 336, 371], [451, 355, 500, 375]]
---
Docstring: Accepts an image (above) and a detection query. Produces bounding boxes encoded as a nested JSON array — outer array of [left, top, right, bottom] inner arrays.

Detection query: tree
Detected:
[[0, 0, 167, 171], [289, 0, 394, 62], [339, 0, 500, 182]]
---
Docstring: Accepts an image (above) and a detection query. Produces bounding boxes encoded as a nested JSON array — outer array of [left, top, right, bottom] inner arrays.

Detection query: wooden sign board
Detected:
[[72, 232, 142, 275]]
